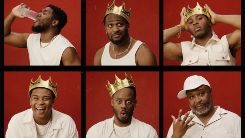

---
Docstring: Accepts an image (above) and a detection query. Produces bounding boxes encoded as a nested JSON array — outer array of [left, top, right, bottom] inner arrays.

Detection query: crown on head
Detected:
[[105, 0, 131, 22], [29, 75, 58, 97], [106, 73, 135, 97], [184, 2, 211, 23]]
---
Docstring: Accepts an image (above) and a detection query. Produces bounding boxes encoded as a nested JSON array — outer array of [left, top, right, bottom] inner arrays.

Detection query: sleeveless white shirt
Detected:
[[101, 40, 142, 66], [181, 33, 235, 66], [27, 33, 75, 65]]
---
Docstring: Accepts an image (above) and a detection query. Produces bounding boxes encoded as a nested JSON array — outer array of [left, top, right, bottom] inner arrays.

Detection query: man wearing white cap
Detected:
[[167, 75, 241, 138]]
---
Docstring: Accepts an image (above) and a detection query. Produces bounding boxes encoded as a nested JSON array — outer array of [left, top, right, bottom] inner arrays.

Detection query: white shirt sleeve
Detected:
[[166, 123, 173, 138]]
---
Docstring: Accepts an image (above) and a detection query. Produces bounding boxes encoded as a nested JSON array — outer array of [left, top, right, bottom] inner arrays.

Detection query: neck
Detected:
[[112, 36, 131, 52], [194, 31, 213, 46], [197, 106, 216, 125], [114, 116, 132, 127], [40, 31, 59, 43], [34, 112, 52, 125]]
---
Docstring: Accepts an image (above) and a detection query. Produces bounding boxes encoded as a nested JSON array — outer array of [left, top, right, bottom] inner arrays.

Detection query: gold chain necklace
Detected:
[[40, 35, 58, 48], [112, 37, 132, 58]]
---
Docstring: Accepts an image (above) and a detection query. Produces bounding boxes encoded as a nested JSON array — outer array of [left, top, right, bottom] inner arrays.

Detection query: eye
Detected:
[[116, 99, 122, 104], [117, 23, 122, 27], [126, 100, 132, 105], [198, 16, 203, 20], [108, 24, 113, 28], [43, 97, 51, 101], [32, 97, 38, 100]]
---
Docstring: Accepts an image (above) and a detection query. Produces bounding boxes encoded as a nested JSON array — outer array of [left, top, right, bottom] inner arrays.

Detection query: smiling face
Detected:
[[32, 7, 55, 33], [111, 87, 136, 126], [30, 88, 54, 123], [186, 85, 213, 116], [186, 14, 212, 39], [104, 14, 129, 45]]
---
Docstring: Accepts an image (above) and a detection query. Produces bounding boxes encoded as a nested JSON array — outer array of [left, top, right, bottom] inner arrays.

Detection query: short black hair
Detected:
[[47, 5, 67, 33]]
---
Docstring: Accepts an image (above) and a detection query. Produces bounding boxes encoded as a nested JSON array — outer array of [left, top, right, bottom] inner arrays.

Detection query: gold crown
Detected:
[[29, 75, 58, 97], [105, 0, 131, 22], [184, 2, 211, 22], [106, 73, 135, 97]]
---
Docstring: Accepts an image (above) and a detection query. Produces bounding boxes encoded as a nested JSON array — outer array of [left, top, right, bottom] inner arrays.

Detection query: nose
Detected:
[[120, 101, 126, 109], [112, 25, 119, 32], [194, 96, 202, 103], [192, 19, 198, 25], [37, 99, 44, 105]]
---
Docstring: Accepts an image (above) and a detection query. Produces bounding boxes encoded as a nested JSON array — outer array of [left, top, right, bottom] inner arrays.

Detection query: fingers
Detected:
[[177, 109, 182, 120], [184, 115, 194, 126], [182, 111, 190, 122], [171, 115, 177, 123], [180, 7, 186, 16]]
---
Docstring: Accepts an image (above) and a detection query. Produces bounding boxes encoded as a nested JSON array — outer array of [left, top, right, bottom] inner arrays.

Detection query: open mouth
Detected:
[[194, 27, 201, 32], [120, 111, 128, 118]]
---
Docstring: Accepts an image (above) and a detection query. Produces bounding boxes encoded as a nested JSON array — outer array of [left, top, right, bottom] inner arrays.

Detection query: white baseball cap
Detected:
[[177, 75, 211, 99]]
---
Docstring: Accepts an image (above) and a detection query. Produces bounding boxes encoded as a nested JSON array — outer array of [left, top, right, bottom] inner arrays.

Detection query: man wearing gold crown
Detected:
[[94, 0, 156, 66], [5, 76, 78, 138], [86, 73, 158, 137], [163, 3, 241, 66], [4, 3, 81, 65], [166, 75, 241, 138]]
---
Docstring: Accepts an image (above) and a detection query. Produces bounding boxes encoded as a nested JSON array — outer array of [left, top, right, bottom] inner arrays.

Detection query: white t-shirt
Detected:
[[101, 40, 142, 66], [86, 116, 158, 138], [27, 33, 75, 65], [166, 106, 241, 138]]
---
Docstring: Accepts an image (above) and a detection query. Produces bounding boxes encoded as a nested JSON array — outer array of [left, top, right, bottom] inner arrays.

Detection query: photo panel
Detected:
[[4, 0, 81, 65], [86, 71, 159, 135], [163, 71, 241, 137], [163, 0, 241, 66], [4, 71, 81, 137], [86, 0, 159, 65]]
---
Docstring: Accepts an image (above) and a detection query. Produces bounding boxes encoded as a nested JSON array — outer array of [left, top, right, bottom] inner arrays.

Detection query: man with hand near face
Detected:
[[5, 75, 78, 138], [167, 75, 241, 138], [86, 73, 158, 137]]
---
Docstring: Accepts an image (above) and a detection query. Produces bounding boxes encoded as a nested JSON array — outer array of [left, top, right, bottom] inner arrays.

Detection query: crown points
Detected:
[[184, 2, 211, 22], [106, 73, 135, 97], [105, 0, 131, 22], [29, 75, 57, 98]]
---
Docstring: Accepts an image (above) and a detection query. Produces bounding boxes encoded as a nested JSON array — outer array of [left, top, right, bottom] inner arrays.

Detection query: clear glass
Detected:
[[19, 7, 38, 21]]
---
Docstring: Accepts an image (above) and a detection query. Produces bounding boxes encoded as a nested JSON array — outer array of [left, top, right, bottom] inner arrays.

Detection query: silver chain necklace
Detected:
[[112, 37, 132, 58]]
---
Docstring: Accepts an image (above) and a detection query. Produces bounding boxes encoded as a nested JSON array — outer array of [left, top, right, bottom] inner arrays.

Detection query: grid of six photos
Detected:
[[2, 0, 244, 138]]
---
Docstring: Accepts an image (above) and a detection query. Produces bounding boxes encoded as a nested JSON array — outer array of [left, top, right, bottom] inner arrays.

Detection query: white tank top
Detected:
[[27, 33, 75, 65], [181, 34, 235, 66], [101, 40, 142, 66]]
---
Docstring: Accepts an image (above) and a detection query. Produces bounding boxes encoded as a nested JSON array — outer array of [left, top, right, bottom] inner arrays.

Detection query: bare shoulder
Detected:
[[62, 47, 81, 66], [94, 47, 105, 66], [135, 42, 157, 66]]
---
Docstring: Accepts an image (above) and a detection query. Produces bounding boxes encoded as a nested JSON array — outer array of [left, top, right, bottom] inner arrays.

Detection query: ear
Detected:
[[134, 99, 137, 107], [111, 99, 114, 106], [52, 20, 59, 27]]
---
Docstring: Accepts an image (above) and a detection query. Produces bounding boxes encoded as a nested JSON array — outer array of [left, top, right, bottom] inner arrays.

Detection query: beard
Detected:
[[32, 24, 49, 33], [108, 30, 129, 45], [190, 100, 212, 116]]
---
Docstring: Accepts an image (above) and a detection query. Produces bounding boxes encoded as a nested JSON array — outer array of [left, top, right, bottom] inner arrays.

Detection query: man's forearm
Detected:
[[4, 12, 16, 36], [215, 14, 241, 29], [163, 25, 182, 43]]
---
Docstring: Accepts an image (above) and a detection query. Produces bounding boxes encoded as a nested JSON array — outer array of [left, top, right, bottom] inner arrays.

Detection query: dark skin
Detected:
[[171, 85, 216, 138], [30, 88, 55, 125], [111, 87, 137, 127], [4, 4, 81, 65], [163, 5, 241, 62], [94, 13, 156, 66]]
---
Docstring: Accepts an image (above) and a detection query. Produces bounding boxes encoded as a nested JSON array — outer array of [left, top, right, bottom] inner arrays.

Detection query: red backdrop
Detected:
[[86, 0, 159, 65], [4, 72, 81, 137], [163, 0, 241, 65], [86, 71, 159, 135], [163, 71, 241, 137], [4, 0, 81, 65]]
